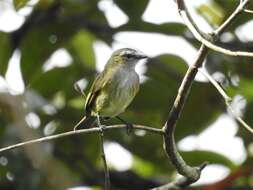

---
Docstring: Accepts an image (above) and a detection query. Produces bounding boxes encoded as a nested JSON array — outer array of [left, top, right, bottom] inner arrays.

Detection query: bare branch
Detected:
[[152, 163, 207, 190], [176, 0, 213, 41], [240, 0, 253, 14], [176, 0, 253, 57], [163, 44, 209, 186], [244, 9, 253, 13], [0, 124, 164, 153], [197, 39, 253, 57], [198, 68, 253, 134], [198, 69, 232, 102], [214, 0, 250, 35], [1, 1, 251, 189], [158, 0, 252, 189], [99, 130, 110, 190]]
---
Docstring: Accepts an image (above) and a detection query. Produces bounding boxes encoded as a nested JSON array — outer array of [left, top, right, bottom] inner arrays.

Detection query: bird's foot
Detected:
[[99, 125, 106, 134], [126, 123, 133, 135], [116, 116, 133, 135]]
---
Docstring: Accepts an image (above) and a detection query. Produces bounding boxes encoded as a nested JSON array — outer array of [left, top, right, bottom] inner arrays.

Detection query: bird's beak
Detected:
[[136, 52, 148, 59], [138, 54, 148, 59]]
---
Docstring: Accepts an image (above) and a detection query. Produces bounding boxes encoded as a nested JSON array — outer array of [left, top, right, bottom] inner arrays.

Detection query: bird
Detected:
[[74, 48, 147, 132]]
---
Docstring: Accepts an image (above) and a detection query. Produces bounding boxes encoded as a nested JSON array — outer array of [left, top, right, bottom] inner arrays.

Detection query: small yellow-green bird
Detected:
[[74, 48, 147, 131]]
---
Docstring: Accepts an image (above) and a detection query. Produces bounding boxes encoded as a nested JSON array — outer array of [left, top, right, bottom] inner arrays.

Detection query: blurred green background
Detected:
[[0, 0, 253, 189]]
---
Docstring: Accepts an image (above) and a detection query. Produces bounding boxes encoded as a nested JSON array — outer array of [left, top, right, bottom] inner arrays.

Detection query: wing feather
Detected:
[[85, 70, 112, 115]]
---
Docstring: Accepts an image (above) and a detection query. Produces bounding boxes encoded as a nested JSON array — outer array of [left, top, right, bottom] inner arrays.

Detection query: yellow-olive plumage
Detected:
[[75, 48, 147, 130]]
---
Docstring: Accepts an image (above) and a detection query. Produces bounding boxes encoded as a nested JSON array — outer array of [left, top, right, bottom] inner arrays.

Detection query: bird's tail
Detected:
[[73, 116, 97, 131]]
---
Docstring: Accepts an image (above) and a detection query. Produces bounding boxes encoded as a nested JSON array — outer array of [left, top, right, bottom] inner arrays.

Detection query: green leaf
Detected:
[[181, 150, 237, 170], [132, 156, 163, 177], [29, 66, 77, 99], [175, 82, 223, 139], [13, 0, 30, 10], [133, 54, 188, 117], [0, 32, 12, 75], [213, 0, 253, 31], [136, 54, 221, 138], [227, 77, 253, 102], [107, 130, 171, 175], [114, 0, 149, 19], [196, 2, 224, 26], [20, 22, 74, 84], [119, 22, 187, 36], [70, 30, 96, 69]]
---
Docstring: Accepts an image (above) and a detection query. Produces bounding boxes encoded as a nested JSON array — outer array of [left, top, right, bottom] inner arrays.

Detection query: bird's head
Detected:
[[109, 48, 148, 68]]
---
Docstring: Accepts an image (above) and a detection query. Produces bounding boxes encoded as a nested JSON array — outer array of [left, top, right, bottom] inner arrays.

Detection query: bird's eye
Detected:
[[125, 54, 131, 59]]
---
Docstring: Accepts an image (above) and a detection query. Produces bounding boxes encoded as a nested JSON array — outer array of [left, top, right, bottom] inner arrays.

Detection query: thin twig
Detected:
[[176, 0, 212, 41], [0, 125, 164, 153], [197, 39, 253, 57], [177, 0, 253, 57], [244, 9, 253, 13], [214, 0, 250, 35], [99, 130, 110, 190], [226, 104, 253, 134], [198, 68, 232, 102], [198, 68, 253, 134], [156, 0, 251, 189], [240, 0, 253, 14]]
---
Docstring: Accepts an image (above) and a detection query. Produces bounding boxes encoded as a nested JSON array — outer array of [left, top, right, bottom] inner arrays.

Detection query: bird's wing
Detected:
[[85, 70, 112, 115]]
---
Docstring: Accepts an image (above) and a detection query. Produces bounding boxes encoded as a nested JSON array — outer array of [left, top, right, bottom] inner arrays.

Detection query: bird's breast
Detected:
[[113, 67, 139, 95], [99, 67, 139, 117]]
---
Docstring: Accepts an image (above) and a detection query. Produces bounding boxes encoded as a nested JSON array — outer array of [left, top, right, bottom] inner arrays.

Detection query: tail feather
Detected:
[[73, 116, 97, 130]]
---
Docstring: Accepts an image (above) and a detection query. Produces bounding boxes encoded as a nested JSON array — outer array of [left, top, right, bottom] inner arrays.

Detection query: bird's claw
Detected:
[[126, 123, 133, 135], [99, 125, 106, 133]]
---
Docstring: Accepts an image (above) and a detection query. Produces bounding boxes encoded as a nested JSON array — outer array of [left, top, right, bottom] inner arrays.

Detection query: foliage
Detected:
[[0, 0, 253, 189]]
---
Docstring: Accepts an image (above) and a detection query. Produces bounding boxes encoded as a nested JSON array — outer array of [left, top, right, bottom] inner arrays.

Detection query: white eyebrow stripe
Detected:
[[120, 50, 133, 56]]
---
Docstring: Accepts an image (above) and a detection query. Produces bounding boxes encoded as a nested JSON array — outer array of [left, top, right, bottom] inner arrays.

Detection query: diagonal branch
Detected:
[[162, 43, 209, 187], [198, 68, 253, 134], [240, 0, 253, 14], [157, 0, 252, 189], [177, 0, 253, 57]]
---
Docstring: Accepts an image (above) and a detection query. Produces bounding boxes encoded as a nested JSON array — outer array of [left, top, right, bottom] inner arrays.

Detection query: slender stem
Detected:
[[156, 0, 252, 189], [0, 125, 164, 153], [226, 104, 253, 134], [198, 40, 253, 57], [177, 0, 253, 58], [214, 0, 250, 35], [244, 9, 253, 13], [198, 68, 232, 102], [99, 130, 110, 190], [176, 0, 212, 41], [199, 68, 253, 134]]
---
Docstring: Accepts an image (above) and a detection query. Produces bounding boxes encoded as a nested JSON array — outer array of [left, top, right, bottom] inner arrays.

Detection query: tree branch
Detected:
[[151, 167, 207, 190], [162, 43, 209, 187], [243, 9, 253, 13], [177, 0, 253, 57], [0, 124, 164, 153], [240, 0, 253, 14], [157, 0, 252, 189], [1, 1, 251, 189], [99, 130, 111, 190], [198, 68, 253, 134]]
